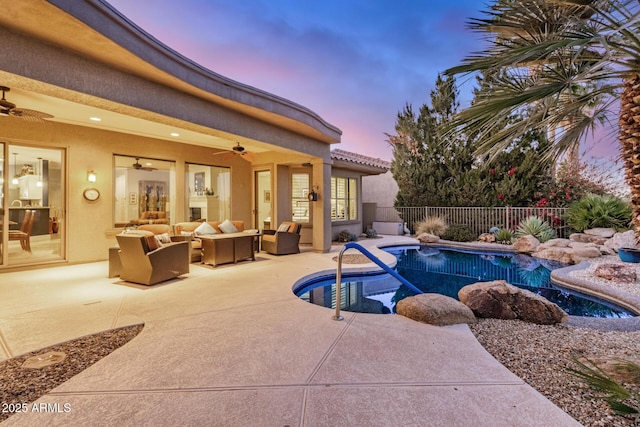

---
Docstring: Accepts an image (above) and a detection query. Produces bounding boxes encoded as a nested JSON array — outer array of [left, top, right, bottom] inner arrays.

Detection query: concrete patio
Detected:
[[0, 236, 580, 426]]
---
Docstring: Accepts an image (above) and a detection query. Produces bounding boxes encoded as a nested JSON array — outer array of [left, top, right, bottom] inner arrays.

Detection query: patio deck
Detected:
[[0, 236, 580, 426]]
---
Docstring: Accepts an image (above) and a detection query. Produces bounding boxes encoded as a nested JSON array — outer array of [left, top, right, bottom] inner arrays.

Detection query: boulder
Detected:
[[396, 293, 476, 326], [594, 263, 638, 283], [599, 246, 616, 256], [478, 233, 496, 243], [458, 280, 568, 325], [513, 235, 540, 253], [416, 233, 440, 244], [584, 228, 616, 238], [569, 233, 607, 245], [533, 247, 575, 264], [571, 246, 603, 260], [605, 230, 637, 252], [538, 238, 570, 249]]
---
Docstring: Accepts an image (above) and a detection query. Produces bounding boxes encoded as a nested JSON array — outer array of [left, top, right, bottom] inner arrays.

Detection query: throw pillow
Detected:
[[145, 235, 162, 251], [219, 219, 238, 233], [156, 232, 172, 244], [277, 223, 290, 232], [194, 222, 217, 236]]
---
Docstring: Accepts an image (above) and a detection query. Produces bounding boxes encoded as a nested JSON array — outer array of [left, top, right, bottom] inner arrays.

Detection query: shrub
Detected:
[[365, 228, 378, 238], [515, 216, 556, 243], [415, 216, 448, 237], [337, 230, 357, 243], [442, 225, 476, 242], [565, 193, 632, 232], [494, 228, 514, 245]]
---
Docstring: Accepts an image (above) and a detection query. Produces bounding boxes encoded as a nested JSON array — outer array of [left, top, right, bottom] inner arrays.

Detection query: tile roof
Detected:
[[331, 149, 391, 170]]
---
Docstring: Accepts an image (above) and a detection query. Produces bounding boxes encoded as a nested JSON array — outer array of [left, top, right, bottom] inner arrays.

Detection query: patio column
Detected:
[[312, 159, 332, 253]]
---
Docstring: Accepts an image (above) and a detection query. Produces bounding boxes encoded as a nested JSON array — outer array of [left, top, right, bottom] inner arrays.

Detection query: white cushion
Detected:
[[194, 222, 217, 236], [156, 232, 172, 243], [277, 223, 290, 232], [219, 219, 238, 233]]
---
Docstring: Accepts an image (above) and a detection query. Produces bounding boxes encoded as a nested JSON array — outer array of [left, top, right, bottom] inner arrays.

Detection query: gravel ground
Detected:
[[0, 324, 143, 422]]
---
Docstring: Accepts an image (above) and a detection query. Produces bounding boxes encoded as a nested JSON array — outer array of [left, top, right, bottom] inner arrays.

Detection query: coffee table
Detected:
[[200, 233, 256, 267]]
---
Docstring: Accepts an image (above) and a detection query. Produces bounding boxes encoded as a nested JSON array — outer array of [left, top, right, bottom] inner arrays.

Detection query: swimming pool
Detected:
[[294, 245, 634, 318]]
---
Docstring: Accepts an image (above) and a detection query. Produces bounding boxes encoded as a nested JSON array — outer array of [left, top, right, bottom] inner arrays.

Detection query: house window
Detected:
[[185, 163, 231, 221], [292, 172, 310, 223], [113, 155, 176, 227], [331, 177, 357, 221]]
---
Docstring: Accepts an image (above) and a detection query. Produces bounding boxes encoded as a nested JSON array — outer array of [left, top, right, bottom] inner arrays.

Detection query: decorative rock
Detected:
[[513, 235, 540, 253], [599, 246, 616, 256], [458, 280, 568, 325], [594, 263, 638, 283], [584, 228, 616, 238], [533, 247, 575, 264], [538, 238, 570, 249], [416, 233, 440, 244], [396, 293, 476, 326], [605, 230, 637, 252], [478, 233, 496, 243], [569, 233, 607, 245]]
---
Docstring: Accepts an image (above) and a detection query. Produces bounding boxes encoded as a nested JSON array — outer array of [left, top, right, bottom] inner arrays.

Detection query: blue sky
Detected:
[[106, 0, 619, 169]]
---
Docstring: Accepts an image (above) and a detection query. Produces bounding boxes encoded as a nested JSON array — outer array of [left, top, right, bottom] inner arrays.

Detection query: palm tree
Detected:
[[445, 0, 640, 236]]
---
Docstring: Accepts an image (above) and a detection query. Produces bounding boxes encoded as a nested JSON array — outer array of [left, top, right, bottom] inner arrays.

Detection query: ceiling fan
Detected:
[[213, 142, 254, 162], [0, 86, 53, 121], [131, 157, 157, 171]]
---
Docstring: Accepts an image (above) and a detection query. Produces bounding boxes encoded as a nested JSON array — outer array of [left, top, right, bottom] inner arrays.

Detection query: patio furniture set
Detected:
[[110, 220, 302, 285]]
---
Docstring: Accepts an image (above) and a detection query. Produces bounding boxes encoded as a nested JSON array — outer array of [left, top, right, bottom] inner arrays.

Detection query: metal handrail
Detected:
[[333, 242, 423, 321]]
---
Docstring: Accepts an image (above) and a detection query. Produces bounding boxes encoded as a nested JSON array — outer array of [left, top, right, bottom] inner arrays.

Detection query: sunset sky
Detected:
[[106, 0, 619, 170]]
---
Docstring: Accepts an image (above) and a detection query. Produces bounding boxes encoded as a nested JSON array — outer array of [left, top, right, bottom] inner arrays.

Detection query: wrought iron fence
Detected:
[[375, 206, 569, 239]]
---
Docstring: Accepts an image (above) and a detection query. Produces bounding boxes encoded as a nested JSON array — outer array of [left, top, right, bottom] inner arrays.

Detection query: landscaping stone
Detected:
[[478, 233, 496, 243], [569, 233, 607, 245], [533, 247, 575, 264], [396, 293, 476, 326], [416, 233, 439, 243], [594, 263, 638, 283], [513, 235, 540, 253], [538, 238, 570, 249], [458, 280, 568, 325], [605, 230, 637, 252], [584, 228, 616, 238]]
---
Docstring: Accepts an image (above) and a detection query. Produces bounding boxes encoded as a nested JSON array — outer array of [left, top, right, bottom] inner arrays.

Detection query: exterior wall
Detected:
[[329, 168, 365, 241], [362, 171, 398, 207], [1, 119, 252, 264]]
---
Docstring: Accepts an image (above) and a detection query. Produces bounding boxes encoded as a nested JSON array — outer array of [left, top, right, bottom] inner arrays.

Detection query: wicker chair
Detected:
[[262, 222, 301, 255]]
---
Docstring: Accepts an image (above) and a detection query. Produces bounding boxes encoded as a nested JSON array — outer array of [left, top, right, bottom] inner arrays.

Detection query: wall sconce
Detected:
[[307, 188, 318, 202], [87, 170, 97, 183]]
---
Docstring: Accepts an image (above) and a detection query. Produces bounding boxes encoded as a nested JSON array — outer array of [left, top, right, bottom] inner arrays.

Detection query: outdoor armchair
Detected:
[[262, 222, 301, 255]]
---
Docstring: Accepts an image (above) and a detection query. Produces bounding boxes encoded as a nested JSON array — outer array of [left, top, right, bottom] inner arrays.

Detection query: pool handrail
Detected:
[[333, 242, 423, 321]]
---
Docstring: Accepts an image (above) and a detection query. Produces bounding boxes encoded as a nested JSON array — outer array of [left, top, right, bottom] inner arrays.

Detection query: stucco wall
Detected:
[[362, 171, 398, 207]]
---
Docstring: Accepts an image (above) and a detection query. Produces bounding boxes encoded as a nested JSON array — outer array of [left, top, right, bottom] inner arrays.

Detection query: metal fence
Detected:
[[375, 206, 569, 239]]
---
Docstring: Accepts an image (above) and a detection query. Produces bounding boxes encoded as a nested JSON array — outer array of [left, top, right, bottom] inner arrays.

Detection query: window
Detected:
[[185, 163, 231, 221], [113, 155, 176, 227], [331, 177, 357, 221], [292, 172, 310, 223]]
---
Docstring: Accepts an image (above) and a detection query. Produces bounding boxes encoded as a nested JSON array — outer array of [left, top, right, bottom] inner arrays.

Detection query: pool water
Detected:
[[295, 246, 634, 318]]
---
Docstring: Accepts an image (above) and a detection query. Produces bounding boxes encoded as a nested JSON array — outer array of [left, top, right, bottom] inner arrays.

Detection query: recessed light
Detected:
[[170, 132, 180, 137], [90, 117, 102, 122]]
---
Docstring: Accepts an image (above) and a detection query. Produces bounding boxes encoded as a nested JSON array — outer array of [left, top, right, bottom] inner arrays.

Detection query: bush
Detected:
[[415, 216, 448, 237], [365, 228, 378, 238], [494, 228, 514, 245], [565, 193, 632, 232], [515, 215, 556, 243], [337, 230, 357, 243], [442, 225, 476, 242]]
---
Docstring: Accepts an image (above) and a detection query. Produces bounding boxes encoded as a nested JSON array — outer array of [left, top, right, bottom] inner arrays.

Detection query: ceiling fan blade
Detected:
[[10, 108, 54, 122], [242, 152, 254, 162]]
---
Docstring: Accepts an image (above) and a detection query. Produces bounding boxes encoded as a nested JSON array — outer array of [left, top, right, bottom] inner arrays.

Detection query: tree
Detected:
[[389, 73, 553, 207], [445, 0, 640, 235]]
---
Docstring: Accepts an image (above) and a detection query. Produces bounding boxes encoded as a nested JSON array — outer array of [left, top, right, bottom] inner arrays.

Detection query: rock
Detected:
[[594, 263, 638, 283], [569, 233, 607, 245], [571, 246, 602, 259], [534, 247, 575, 264], [513, 235, 540, 253], [458, 280, 568, 325], [416, 233, 439, 244], [478, 233, 496, 243], [605, 230, 637, 252], [538, 238, 570, 249], [599, 246, 616, 256], [396, 293, 476, 326], [584, 228, 616, 238]]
